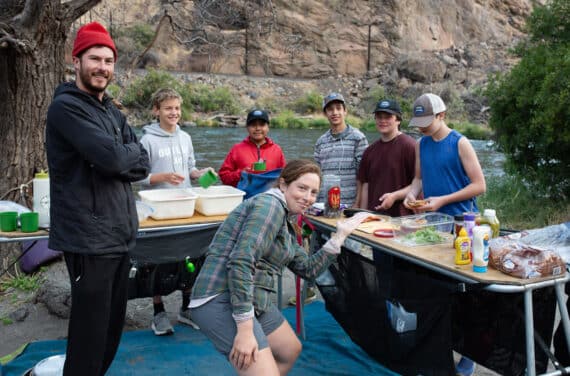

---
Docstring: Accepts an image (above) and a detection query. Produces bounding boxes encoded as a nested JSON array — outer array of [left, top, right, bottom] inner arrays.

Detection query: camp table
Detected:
[[308, 215, 570, 376]]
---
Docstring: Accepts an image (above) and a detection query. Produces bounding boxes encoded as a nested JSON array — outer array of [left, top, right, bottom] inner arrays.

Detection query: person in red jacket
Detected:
[[219, 109, 286, 187]]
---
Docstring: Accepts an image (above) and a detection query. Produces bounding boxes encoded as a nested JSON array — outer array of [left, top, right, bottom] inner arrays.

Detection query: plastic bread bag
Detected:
[[489, 236, 566, 279], [517, 223, 570, 263]]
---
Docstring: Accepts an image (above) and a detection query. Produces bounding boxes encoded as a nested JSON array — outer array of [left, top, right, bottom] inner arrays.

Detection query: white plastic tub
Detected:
[[138, 188, 197, 220], [192, 185, 245, 216]]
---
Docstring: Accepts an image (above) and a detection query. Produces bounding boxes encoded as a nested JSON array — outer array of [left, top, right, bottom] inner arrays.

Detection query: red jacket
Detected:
[[219, 136, 286, 186]]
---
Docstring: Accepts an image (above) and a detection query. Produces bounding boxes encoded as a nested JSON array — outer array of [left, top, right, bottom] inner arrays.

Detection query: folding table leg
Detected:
[[555, 282, 570, 356], [524, 288, 536, 376]]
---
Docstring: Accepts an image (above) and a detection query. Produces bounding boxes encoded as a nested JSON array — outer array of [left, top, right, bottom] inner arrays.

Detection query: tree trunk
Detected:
[[0, 0, 101, 204], [0, 28, 66, 205]]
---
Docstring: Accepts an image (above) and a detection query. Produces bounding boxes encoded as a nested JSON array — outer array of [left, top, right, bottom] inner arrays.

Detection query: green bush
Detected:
[[448, 121, 493, 140], [187, 84, 240, 114], [478, 174, 570, 230], [121, 69, 189, 109], [360, 118, 376, 132], [485, 0, 570, 198], [290, 91, 323, 114], [106, 83, 121, 99], [254, 97, 284, 114], [307, 117, 330, 129], [117, 23, 154, 51]]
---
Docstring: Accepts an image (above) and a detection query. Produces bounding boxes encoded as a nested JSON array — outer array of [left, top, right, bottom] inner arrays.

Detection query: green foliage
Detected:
[[120, 69, 239, 122], [106, 83, 121, 99], [255, 97, 284, 114], [290, 91, 323, 114], [346, 115, 362, 129], [187, 84, 240, 114], [448, 121, 493, 140], [117, 23, 154, 51], [1, 317, 13, 325], [485, 0, 570, 198], [307, 117, 330, 128], [360, 118, 376, 132], [1, 272, 42, 292], [526, 0, 570, 45], [269, 112, 329, 129], [478, 175, 570, 230], [121, 69, 190, 112]]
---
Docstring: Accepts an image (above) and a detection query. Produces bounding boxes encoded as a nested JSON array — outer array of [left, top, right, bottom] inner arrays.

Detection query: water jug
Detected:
[[33, 171, 50, 228]]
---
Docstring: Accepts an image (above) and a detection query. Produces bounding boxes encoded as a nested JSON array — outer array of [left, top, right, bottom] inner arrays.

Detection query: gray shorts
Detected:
[[189, 292, 285, 357]]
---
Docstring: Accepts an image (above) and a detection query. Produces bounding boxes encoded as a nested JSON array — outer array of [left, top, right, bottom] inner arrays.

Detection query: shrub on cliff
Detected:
[[486, 0, 570, 199]]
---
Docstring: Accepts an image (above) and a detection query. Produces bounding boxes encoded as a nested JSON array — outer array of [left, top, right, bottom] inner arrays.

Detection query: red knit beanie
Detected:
[[72, 22, 117, 61]]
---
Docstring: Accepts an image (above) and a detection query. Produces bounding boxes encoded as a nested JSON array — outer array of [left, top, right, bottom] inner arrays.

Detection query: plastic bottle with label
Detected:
[[454, 228, 471, 265], [479, 209, 500, 238], [33, 170, 50, 228], [472, 225, 491, 273]]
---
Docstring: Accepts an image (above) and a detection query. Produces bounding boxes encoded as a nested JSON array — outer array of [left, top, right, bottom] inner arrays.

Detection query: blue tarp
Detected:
[[1, 302, 398, 375]]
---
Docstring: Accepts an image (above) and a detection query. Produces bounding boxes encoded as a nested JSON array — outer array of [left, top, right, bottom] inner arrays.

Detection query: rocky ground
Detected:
[[0, 257, 506, 375]]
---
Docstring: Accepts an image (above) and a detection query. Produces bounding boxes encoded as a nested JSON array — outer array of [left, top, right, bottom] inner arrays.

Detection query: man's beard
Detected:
[[78, 66, 112, 95]]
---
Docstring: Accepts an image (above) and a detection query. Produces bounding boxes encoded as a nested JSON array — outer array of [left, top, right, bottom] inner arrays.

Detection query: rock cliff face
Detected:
[[87, 0, 537, 80], [81, 0, 543, 122]]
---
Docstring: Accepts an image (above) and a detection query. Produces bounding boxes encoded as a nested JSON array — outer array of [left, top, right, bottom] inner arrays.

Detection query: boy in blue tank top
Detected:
[[403, 93, 486, 376], [404, 93, 486, 216]]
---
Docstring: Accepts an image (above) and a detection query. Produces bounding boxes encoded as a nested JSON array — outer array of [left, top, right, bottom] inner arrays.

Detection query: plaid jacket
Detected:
[[191, 189, 335, 316]]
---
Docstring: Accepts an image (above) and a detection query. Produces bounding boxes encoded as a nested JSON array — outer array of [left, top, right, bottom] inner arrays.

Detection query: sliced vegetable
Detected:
[[403, 226, 446, 245]]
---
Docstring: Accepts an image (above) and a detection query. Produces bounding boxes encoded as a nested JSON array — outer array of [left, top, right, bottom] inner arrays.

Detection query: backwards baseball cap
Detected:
[[409, 93, 447, 128], [322, 92, 346, 111], [246, 109, 269, 126], [373, 99, 402, 118], [72, 22, 117, 61]]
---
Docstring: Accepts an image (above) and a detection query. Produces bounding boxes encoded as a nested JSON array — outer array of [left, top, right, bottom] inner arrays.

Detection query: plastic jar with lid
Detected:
[[481, 209, 500, 238]]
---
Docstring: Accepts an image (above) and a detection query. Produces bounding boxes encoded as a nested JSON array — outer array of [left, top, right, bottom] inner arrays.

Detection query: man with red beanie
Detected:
[[46, 22, 149, 376]]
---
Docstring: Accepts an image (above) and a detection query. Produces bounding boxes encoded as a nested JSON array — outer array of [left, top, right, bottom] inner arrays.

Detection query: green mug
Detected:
[[252, 161, 266, 172], [20, 212, 39, 233], [0, 211, 18, 232], [198, 170, 218, 189]]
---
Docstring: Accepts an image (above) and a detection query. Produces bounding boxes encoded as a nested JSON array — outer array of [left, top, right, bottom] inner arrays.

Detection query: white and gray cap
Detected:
[[409, 93, 447, 128]]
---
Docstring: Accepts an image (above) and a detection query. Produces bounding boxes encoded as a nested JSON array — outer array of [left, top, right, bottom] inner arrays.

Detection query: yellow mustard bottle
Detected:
[[454, 228, 471, 265]]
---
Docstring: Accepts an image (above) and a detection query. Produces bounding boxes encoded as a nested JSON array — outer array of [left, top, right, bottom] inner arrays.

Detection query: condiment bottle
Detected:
[[453, 214, 464, 241], [454, 228, 471, 265], [481, 209, 500, 238], [33, 170, 50, 228], [472, 225, 490, 273], [463, 213, 476, 241]]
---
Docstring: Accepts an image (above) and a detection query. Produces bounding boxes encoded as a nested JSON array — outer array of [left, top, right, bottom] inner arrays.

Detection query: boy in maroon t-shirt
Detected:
[[357, 99, 416, 217]]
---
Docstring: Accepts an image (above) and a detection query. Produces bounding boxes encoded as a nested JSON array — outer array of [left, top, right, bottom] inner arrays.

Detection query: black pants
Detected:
[[63, 252, 130, 376]]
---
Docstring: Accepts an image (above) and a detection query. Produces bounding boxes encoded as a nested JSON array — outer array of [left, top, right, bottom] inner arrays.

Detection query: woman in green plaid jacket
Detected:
[[189, 159, 370, 375]]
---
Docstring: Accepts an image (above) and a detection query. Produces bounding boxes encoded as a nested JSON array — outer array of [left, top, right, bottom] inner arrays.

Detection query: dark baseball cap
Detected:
[[246, 109, 269, 126], [373, 99, 402, 118]]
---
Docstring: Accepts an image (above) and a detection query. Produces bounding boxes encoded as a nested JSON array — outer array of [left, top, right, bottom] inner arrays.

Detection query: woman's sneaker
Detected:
[[151, 311, 174, 336], [178, 309, 200, 330]]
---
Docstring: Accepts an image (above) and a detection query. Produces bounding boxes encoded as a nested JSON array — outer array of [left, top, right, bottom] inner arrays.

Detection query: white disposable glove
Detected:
[[323, 211, 371, 254]]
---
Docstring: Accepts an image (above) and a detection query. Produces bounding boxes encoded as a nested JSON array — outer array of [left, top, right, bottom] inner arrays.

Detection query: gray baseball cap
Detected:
[[409, 93, 447, 128], [322, 92, 346, 111]]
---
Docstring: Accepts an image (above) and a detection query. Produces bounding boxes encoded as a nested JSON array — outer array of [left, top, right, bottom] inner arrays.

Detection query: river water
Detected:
[[135, 127, 505, 177]]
